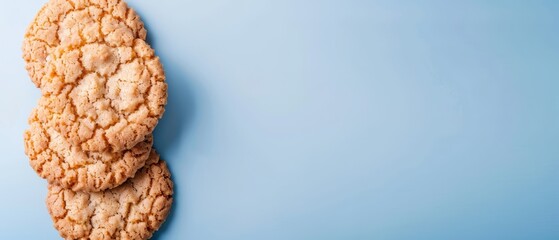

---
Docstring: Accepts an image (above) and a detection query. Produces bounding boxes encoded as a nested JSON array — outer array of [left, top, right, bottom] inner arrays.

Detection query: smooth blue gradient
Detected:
[[1, 1, 558, 239]]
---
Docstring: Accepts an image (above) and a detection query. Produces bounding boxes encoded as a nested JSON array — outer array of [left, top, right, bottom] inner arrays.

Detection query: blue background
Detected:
[[1, 0, 558, 239]]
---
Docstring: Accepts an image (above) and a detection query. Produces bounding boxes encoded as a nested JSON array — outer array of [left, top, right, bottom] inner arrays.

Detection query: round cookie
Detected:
[[47, 151, 173, 240], [23, 0, 147, 87], [38, 38, 167, 152], [24, 107, 153, 192]]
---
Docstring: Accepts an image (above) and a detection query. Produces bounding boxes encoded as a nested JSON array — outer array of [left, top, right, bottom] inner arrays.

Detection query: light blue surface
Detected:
[[1, 0, 558, 239]]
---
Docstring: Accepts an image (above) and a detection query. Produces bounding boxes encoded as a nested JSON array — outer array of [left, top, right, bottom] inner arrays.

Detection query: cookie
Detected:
[[37, 38, 167, 152], [47, 150, 173, 240], [23, 0, 147, 87], [24, 107, 153, 192]]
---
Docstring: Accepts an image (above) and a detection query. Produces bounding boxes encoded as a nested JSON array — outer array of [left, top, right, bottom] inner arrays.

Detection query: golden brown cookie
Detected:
[[23, 0, 147, 87], [47, 151, 173, 240], [37, 38, 167, 152], [24, 107, 153, 192]]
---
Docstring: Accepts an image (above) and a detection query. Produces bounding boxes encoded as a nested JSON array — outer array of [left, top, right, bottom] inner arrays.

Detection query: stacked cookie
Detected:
[[22, 0, 173, 239]]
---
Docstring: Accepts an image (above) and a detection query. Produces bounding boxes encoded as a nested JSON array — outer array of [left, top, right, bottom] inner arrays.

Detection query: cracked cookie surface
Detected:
[[38, 38, 167, 152], [23, 0, 147, 87], [25, 107, 153, 192], [47, 151, 173, 240]]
